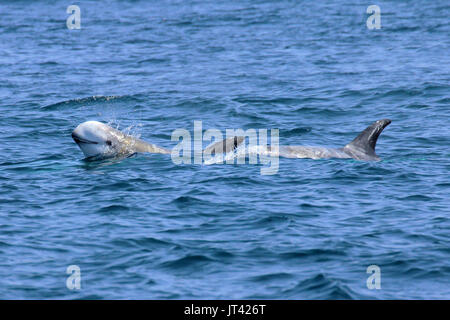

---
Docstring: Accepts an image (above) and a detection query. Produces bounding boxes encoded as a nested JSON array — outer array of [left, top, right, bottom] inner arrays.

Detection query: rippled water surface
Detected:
[[0, 0, 449, 299]]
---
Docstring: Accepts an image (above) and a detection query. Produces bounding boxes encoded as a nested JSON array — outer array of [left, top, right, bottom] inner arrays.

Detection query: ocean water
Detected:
[[0, 0, 449, 299]]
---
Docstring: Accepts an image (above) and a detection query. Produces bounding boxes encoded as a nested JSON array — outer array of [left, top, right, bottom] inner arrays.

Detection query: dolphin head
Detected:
[[72, 121, 123, 160]]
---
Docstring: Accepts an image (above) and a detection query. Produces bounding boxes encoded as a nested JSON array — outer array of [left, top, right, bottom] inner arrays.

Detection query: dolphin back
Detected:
[[132, 138, 170, 154], [203, 136, 245, 156]]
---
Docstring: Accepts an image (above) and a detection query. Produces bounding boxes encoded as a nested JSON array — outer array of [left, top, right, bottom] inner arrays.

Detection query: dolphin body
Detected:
[[72, 119, 391, 161], [277, 119, 392, 161], [203, 119, 391, 161]]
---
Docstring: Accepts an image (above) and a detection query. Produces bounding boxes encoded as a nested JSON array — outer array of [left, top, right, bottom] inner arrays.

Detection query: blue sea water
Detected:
[[0, 0, 449, 299]]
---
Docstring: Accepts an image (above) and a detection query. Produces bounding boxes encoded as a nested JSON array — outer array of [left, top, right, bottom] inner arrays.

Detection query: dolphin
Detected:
[[204, 119, 392, 161], [72, 119, 391, 161], [276, 119, 392, 161], [71, 121, 170, 160]]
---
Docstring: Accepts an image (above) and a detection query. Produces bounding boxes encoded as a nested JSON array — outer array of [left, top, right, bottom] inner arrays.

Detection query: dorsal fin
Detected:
[[344, 119, 391, 158], [203, 136, 245, 156]]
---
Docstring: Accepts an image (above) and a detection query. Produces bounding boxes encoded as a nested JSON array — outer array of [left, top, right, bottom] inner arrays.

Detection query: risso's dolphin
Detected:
[[72, 121, 170, 160], [72, 119, 391, 162], [267, 118, 391, 161], [203, 119, 391, 161]]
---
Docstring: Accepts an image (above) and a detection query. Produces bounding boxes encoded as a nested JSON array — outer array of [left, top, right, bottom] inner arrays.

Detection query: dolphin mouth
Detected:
[[71, 132, 98, 144]]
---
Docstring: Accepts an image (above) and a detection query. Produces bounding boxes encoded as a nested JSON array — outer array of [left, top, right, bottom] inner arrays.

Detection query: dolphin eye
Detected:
[[106, 140, 112, 146]]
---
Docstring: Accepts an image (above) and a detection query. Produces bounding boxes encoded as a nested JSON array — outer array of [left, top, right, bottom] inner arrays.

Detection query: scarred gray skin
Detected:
[[72, 119, 391, 162], [203, 136, 245, 156], [270, 119, 391, 161], [205, 119, 392, 161]]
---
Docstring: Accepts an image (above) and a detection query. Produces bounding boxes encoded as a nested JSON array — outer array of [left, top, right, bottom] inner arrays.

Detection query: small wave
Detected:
[[233, 96, 308, 105], [137, 57, 171, 64], [204, 144, 271, 165], [111, 237, 173, 249], [96, 204, 130, 214], [293, 106, 345, 116], [159, 254, 215, 270], [248, 272, 294, 283], [170, 195, 208, 206], [281, 273, 356, 299], [280, 248, 346, 260], [41, 94, 143, 110], [380, 88, 422, 98], [388, 25, 421, 32], [399, 194, 435, 201], [254, 215, 292, 226], [282, 127, 312, 137]]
